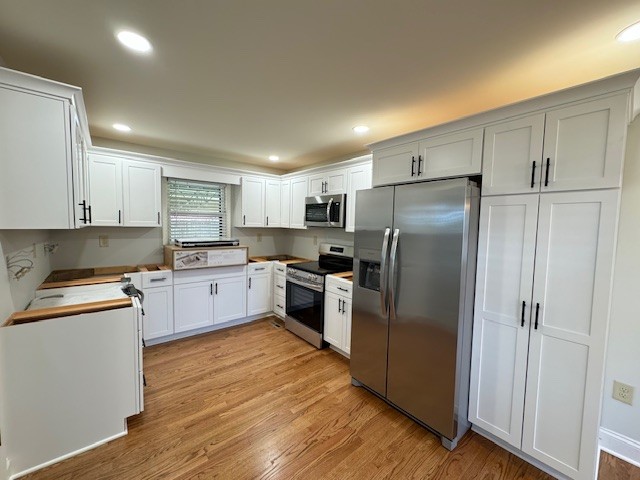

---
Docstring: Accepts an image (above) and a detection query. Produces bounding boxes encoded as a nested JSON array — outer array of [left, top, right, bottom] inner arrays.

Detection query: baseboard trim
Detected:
[[599, 427, 640, 468], [9, 430, 128, 480]]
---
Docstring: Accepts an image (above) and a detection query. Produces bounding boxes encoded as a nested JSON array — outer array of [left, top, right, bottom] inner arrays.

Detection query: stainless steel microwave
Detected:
[[304, 194, 346, 227]]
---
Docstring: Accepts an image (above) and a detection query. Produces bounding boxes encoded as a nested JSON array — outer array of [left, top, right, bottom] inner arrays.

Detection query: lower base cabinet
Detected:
[[174, 280, 214, 333], [214, 275, 247, 324], [247, 272, 271, 316], [143, 285, 174, 340], [324, 276, 352, 355]]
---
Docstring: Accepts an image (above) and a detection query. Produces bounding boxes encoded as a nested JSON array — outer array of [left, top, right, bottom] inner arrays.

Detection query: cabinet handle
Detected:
[[277, 284, 284, 289], [87, 205, 92, 224], [338, 298, 342, 313], [78, 200, 87, 223], [417, 155, 423, 176], [157, 212, 160, 225], [215, 283, 218, 295], [210, 283, 213, 295], [243, 215, 246, 225], [544, 158, 550, 187], [255, 267, 266, 271], [535, 303, 540, 329], [266, 216, 269, 226], [118, 209, 122, 224], [149, 277, 167, 283], [521, 300, 526, 327], [411, 156, 416, 177], [530, 161, 536, 188], [277, 304, 283, 309], [337, 286, 348, 292], [249, 277, 252, 289]]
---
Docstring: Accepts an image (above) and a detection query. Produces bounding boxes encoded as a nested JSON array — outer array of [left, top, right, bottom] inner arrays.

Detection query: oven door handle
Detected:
[[286, 276, 324, 293]]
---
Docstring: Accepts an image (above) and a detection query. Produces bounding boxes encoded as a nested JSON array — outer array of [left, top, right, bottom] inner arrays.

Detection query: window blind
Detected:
[[167, 179, 229, 241]]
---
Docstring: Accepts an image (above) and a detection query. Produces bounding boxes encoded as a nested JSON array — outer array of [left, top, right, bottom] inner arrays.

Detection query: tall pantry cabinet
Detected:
[[469, 92, 629, 480]]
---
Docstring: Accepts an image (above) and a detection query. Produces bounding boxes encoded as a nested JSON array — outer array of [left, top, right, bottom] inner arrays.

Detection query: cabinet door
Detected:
[[342, 297, 352, 355], [345, 163, 372, 233], [0, 87, 73, 229], [174, 281, 214, 332], [308, 173, 327, 196], [89, 154, 123, 226], [419, 128, 483, 180], [280, 180, 291, 228], [214, 275, 247, 324], [123, 160, 162, 227], [482, 114, 545, 195], [247, 273, 271, 316], [372, 142, 419, 187], [323, 291, 343, 349], [522, 190, 619, 479], [143, 286, 174, 340], [326, 169, 347, 194], [265, 179, 281, 227], [289, 176, 308, 229], [542, 94, 627, 192], [71, 106, 90, 228], [240, 176, 265, 227], [468, 194, 539, 448]]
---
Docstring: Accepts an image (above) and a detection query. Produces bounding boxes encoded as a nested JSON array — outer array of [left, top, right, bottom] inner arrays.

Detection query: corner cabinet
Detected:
[[482, 94, 628, 196], [372, 128, 482, 187], [0, 68, 91, 229], [469, 190, 620, 480]]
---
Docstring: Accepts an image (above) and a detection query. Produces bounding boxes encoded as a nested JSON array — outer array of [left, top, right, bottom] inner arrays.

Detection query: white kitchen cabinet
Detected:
[[481, 114, 545, 196], [289, 176, 308, 229], [247, 271, 272, 316], [324, 276, 352, 355], [309, 169, 347, 195], [213, 275, 247, 324], [469, 189, 620, 480], [89, 154, 124, 226], [280, 180, 291, 228], [372, 142, 419, 187], [236, 176, 265, 227], [0, 69, 91, 229], [123, 160, 162, 227], [143, 285, 174, 340], [345, 162, 372, 233], [265, 179, 282, 227], [418, 128, 483, 180], [273, 262, 286, 318], [482, 94, 627, 196], [173, 281, 214, 333]]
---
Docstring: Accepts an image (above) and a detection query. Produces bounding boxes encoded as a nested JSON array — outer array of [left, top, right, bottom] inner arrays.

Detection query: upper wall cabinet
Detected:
[[89, 153, 162, 227], [289, 176, 308, 229], [0, 68, 91, 229], [345, 163, 372, 233], [372, 128, 482, 187], [236, 176, 265, 227], [280, 180, 291, 228], [264, 179, 282, 228], [309, 168, 347, 195], [483, 94, 628, 196]]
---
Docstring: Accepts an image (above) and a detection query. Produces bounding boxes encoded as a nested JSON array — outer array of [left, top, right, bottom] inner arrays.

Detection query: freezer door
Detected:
[[350, 186, 394, 396], [386, 178, 470, 440]]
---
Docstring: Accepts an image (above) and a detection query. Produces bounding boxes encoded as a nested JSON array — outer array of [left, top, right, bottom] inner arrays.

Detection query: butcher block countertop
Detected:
[[248, 256, 310, 264], [3, 298, 133, 327], [331, 271, 353, 282], [38, 264, 171, 290]]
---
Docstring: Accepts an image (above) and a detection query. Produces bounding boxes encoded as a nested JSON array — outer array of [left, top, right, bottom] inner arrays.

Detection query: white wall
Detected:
[[601, 117, 640, 444], [284, 227, 354, 260], [231, 227, 290, 257]]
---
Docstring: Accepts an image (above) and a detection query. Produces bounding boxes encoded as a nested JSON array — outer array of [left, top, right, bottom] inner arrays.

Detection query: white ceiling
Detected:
[[1, 0, 639, 171]]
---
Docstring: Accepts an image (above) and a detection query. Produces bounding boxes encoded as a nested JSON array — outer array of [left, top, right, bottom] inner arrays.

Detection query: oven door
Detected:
[[305, 194, 346, 227], [286, 277, 324, 333]]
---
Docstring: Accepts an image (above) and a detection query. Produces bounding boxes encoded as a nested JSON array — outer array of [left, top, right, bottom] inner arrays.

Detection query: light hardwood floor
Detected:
[[25, 318, 638, 479]]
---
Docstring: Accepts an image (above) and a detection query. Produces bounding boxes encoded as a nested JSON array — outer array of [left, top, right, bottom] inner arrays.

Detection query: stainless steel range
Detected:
[[285, 243, 353, 348]]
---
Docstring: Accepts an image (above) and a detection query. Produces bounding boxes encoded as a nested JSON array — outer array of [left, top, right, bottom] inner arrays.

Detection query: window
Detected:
[[167, 179, 229, 241]]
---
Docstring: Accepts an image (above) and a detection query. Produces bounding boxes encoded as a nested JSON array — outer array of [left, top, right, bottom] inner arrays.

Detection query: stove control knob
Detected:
[[309, 274, 317, 282], [287, 268, 295, 275]]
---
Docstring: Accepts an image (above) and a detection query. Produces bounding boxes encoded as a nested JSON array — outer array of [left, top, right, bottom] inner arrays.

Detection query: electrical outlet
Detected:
[[98, 235, 109, 248], [257, 233, 262, 243], [613, 381, 634, 405]]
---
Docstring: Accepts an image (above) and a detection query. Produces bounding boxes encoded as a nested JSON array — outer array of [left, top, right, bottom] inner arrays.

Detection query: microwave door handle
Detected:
[[326, 198, 333, 225], [388, 228, 400, 320], [380, 228, 391, 316]]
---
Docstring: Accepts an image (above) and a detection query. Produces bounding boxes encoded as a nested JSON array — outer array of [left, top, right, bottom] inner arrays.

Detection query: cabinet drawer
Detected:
[[142, 270, 173, 288], [273, 292, 286, 318], [249, 262, 272, 274], [273, 262, 287, 275], [326, 276, 352, 297], [273, 273, 286, 293]]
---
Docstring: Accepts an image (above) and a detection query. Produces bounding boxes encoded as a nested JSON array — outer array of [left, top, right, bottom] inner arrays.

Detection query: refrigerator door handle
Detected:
[[388, 228, 400, 319], [380, 227, 391, 316]]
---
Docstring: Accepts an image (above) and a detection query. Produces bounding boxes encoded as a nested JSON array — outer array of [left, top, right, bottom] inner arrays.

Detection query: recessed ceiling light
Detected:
[[113, 123, 131, 132], [616, 21, 640, 42], [116, 31, 152, 53], [268, 155, 279, 161], [353, 125, 370, 134]]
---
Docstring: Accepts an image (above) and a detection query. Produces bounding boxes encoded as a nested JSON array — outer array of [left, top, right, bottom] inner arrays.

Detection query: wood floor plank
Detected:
[[22, 318, 638, 480]]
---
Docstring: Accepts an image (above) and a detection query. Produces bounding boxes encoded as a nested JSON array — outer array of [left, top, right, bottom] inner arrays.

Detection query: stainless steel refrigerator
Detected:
[[350, 178, 479, 450]]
